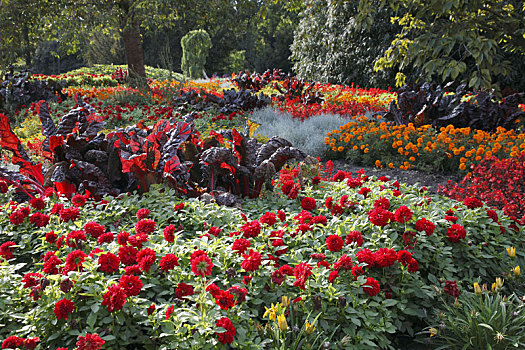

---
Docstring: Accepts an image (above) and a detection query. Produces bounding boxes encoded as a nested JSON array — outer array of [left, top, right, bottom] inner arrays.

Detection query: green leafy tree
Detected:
[[181, 29, 212, 79], [355, 0, 525, 90], [290, 0, 398, 88]]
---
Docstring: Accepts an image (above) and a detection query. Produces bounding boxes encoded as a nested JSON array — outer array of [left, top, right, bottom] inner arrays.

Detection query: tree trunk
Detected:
[[121, 19, 146, 81]]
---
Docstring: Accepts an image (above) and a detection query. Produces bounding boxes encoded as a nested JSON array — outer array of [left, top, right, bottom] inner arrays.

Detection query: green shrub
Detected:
[[181, 30, 212, 79]]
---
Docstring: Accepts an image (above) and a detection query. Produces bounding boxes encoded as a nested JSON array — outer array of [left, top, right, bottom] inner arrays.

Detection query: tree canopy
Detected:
[[354, 0, 525, 90]]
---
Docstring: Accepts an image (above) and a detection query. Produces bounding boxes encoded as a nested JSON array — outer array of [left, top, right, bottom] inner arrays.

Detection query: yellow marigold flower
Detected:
[[459, 163, 466, 170], [409, 156, 416, 162], [353, 145, 358, 151], [460, 157, 467, 163], [375, 160, 382, 167], [337, 146, 344, 152], [388, 162, 394, 169], [364, 148, 369, 153], [486, 151, 493, 157]]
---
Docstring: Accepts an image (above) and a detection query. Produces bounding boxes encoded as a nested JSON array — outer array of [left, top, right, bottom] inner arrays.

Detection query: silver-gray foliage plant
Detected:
[[250, 106, 349, 158]]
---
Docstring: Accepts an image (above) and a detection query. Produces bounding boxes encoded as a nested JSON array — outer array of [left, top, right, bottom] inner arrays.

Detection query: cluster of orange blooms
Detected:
[[325, 116, 525, 173], [65, 78, 225, 104]]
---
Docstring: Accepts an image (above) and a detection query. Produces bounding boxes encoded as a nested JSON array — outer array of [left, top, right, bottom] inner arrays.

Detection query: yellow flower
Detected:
[[507, 247, 516, 258], [473, 282, 481, 295], [512, 266, 521, 276], [495, 277, 504, 288], [305, 321, 316, 335], [276, 314, 288, 331], [388, 162, 394, 168], [429, 327, 438, 338], [263, 303, 278, 321], [281, 296, 291, 308]]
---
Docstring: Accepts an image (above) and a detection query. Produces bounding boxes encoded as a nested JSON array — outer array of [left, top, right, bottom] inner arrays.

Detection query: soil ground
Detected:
[[326, 159, 464, 195]]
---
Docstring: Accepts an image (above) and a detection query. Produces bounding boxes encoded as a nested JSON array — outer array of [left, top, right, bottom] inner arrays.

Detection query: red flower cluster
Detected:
[[59, 207, 80, 222], [293, 262, 312, 290], [76, 333, 105, 350], [163, 225, 176, 243], [0, 241, 15, 260], [84, 221, 105, 239], [464, 197, 483, 209], [29, 197, 45, 210], [64, 250, 87, 273], [119, 274, 142, 296], [394, 205, 413, 224], [71, 194, 87, 207], [136, 248, 156, 272], [175, 282, 194, 299], [2, 336, 40, 350], [136, 208, 150, 220], [232, 238, 251, 254], [29, 212, 50, 227], [345, 231, 364, 246]]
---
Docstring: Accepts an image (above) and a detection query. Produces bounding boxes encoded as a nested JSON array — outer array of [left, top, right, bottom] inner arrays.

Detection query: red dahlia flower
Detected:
[[22, 273, 43, 289], [301, 197, 316, 211], [374, 248, 397, 268], [394, 205, 413, 224], [326, 234, 344, 252], [118, 245, 138, 266], [2, 336, 23, 349], [216, 317, 236, 345], [29, 212, 50, 228], [71, 194, 87, 207], [447, 224, 467, 243], [232, 238, 251, 255], [64, 250, 87, 273], [293, 262, 312, 290], [135, 219, 156, 235], [356, 248, 376, 268], [368, 207, 393, 227], [98, 252, 120, 274], [76, 333, 105, 350], [241, 249, 262, 272], [362, 277, 381, 296], [102, 284, 127, 312], [59, 207, 80, 222], [136, 208, 150, 220], [464, 197, 483, 209], [443, 280, 461, 298], [191, 253, 214, 277], [374, 197, 391, 210], [215, 290, 235, 310], [29, 197, 45, 210], [159, 254, 179, 272], [175, 282, 194, 299], [163, 225, 176, 243], [54, 298, 75, 320], [351, 265, 364, 280], [415, 218, 435, 235], [84, 221, 105, 239], [345, 230, 364, 246], [334, 254, 353, 271], [136, 248, 156, 272], [241, 220, 261, 238], [260, 211, 277, 226], [0, 241, 16, 260]]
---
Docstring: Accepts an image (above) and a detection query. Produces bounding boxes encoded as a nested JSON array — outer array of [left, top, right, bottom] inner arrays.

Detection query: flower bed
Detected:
[[0, 165, 522, 349]]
